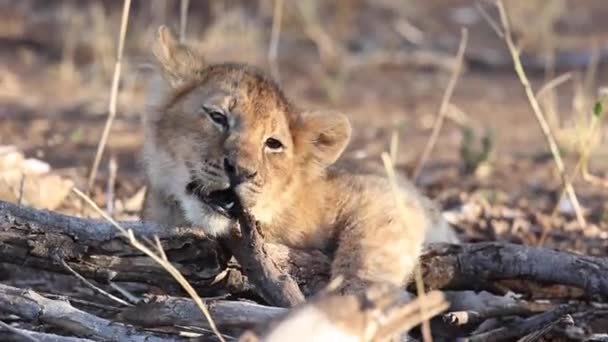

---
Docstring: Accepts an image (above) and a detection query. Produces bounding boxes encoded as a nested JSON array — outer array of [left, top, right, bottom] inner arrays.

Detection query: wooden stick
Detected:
[[491, 0, 586, 228], [223, 205, 305, 307], [87, 0, 132, 193], [413, 28, 468, 182], [119, 295, 286, 330], [0, 283, 186, 342], [461, 305, 573, 342]]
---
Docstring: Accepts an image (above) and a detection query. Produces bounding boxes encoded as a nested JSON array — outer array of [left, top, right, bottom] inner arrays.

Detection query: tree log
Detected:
[[2, 200, 608, 300], [0, 199, 247, 296], [0, 327, 96, 342], [420, 243, 608, 300], [119, 295, 287, 330], [0, 283, 187, 342]]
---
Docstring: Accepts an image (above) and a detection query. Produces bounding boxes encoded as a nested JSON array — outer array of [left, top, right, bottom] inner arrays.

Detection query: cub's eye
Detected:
[[265, 137, 284, 152], [202, 106, 228, 127]]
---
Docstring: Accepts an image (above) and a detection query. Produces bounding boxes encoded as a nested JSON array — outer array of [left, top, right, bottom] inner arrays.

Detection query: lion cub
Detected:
[[142, 26, 457, 294]]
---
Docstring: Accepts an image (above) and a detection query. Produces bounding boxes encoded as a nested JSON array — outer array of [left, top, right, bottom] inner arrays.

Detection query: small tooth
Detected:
[[225, 201, 235, 209]]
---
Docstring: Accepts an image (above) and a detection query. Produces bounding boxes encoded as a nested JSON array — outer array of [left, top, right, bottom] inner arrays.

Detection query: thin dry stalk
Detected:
[[179, 0, 190, 43], [541, 99, 607, 244], [295, 1, 339, 67], [17, 173, 25, 206], [87, 0, 132, 194], [381, 153, 432, 342], [0, 320, 39, 342], [493, 0, 587, 228], [390, 130, 399, 164], [106, 156, 117, 216], [535, 72, 573, 100], [108, 282, 140, 304], [583, 40, 600, 95], [71, 188, 226, 342], [59, 259, 132, 307], [413, 28, 468, 182], [268, 0, 284, 81]]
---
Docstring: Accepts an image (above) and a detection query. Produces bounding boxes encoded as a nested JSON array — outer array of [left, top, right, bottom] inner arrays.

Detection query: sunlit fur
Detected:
[[142, 26, 458, 293]]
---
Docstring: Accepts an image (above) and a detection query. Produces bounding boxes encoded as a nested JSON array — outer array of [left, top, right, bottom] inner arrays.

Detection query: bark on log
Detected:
[[223, 207, 305, 307], [119, 295, 287, 330], [0, 328, 96, 342], [0, 199, 248, 296], [460, 304, 574, 342], [3, 200, 608, 300], [0, 283, 187, 342], [420, 243, 608, 300]]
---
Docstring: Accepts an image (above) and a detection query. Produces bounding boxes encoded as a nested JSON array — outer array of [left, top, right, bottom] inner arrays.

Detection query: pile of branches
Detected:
[[0, 199, 607, 341]]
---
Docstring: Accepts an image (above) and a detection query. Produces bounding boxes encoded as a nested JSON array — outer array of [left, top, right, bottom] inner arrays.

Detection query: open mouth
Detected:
[[186, 181, 239, 218]]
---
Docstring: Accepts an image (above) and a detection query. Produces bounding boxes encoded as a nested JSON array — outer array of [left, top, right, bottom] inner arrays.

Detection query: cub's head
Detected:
[[144, 26, 351, 235]]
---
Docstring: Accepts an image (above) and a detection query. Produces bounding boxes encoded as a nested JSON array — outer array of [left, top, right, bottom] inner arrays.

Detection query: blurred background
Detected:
[[1, 0, 607, 254]]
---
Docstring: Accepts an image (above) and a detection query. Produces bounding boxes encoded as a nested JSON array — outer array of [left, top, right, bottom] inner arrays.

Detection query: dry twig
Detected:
[[413, 28, 468, 182], [268, 0, 283, 81], [461, 304, 573, 342], [59, 258, 132, 307], [223, 204, 305, 307], [490, 0, 586, 228], [382, 153, 433, 341], [0, 283, 182, 342], [0, 320, 39, 342], [87, 0, 132, 194], [179, 0, 190, 43]]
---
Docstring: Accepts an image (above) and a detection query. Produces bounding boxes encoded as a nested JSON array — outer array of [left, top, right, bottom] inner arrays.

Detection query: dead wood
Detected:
[[0, 283, 187, 342], [222, 207, 305, 307], [442, 291, 554, 326], [0, 327, 96, 342], [0, 199, 247, 296], [119, 295, 286, 330], [3, 200, 608, 301], [460, 304, 574, 342], [420, 243, 608, 300]]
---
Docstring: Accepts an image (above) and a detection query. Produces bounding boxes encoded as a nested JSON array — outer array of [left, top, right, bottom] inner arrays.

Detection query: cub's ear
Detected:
[[152, 25, 205, 87], [296, 110, 351, 168]]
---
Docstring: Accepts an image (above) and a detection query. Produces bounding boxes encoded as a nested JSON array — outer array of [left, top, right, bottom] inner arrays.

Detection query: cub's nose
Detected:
[[224, 157, 257, 185]]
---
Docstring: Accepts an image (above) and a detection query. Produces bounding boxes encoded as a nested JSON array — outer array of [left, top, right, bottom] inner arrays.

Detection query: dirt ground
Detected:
[[1, 0, 608, 333]]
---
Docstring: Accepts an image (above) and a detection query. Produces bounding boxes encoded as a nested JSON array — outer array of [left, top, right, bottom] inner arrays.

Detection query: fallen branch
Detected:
[[420, 243, 608, 300], [443, 291, 553, 326], [0, 199, 242, 296], [223, 207, 305, 307], [461, 304, 573, 342], [0, 326, 95, 342], [0, 283, 186, 342], [119, 295, 286, 330], [3, 200, 608, 300]]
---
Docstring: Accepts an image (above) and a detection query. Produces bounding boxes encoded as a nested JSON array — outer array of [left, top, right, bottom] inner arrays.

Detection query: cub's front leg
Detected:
[[330, 188, 428, 293]]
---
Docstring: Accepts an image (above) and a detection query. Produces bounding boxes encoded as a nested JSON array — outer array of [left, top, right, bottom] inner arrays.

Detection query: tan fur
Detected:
[[142, 26, 457, 294]]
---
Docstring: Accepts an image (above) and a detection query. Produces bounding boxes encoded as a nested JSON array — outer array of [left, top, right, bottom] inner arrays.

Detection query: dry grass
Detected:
[[412, 28, 468, 182], [488, 0, 587, 228], [87, 0, 132, 194]]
